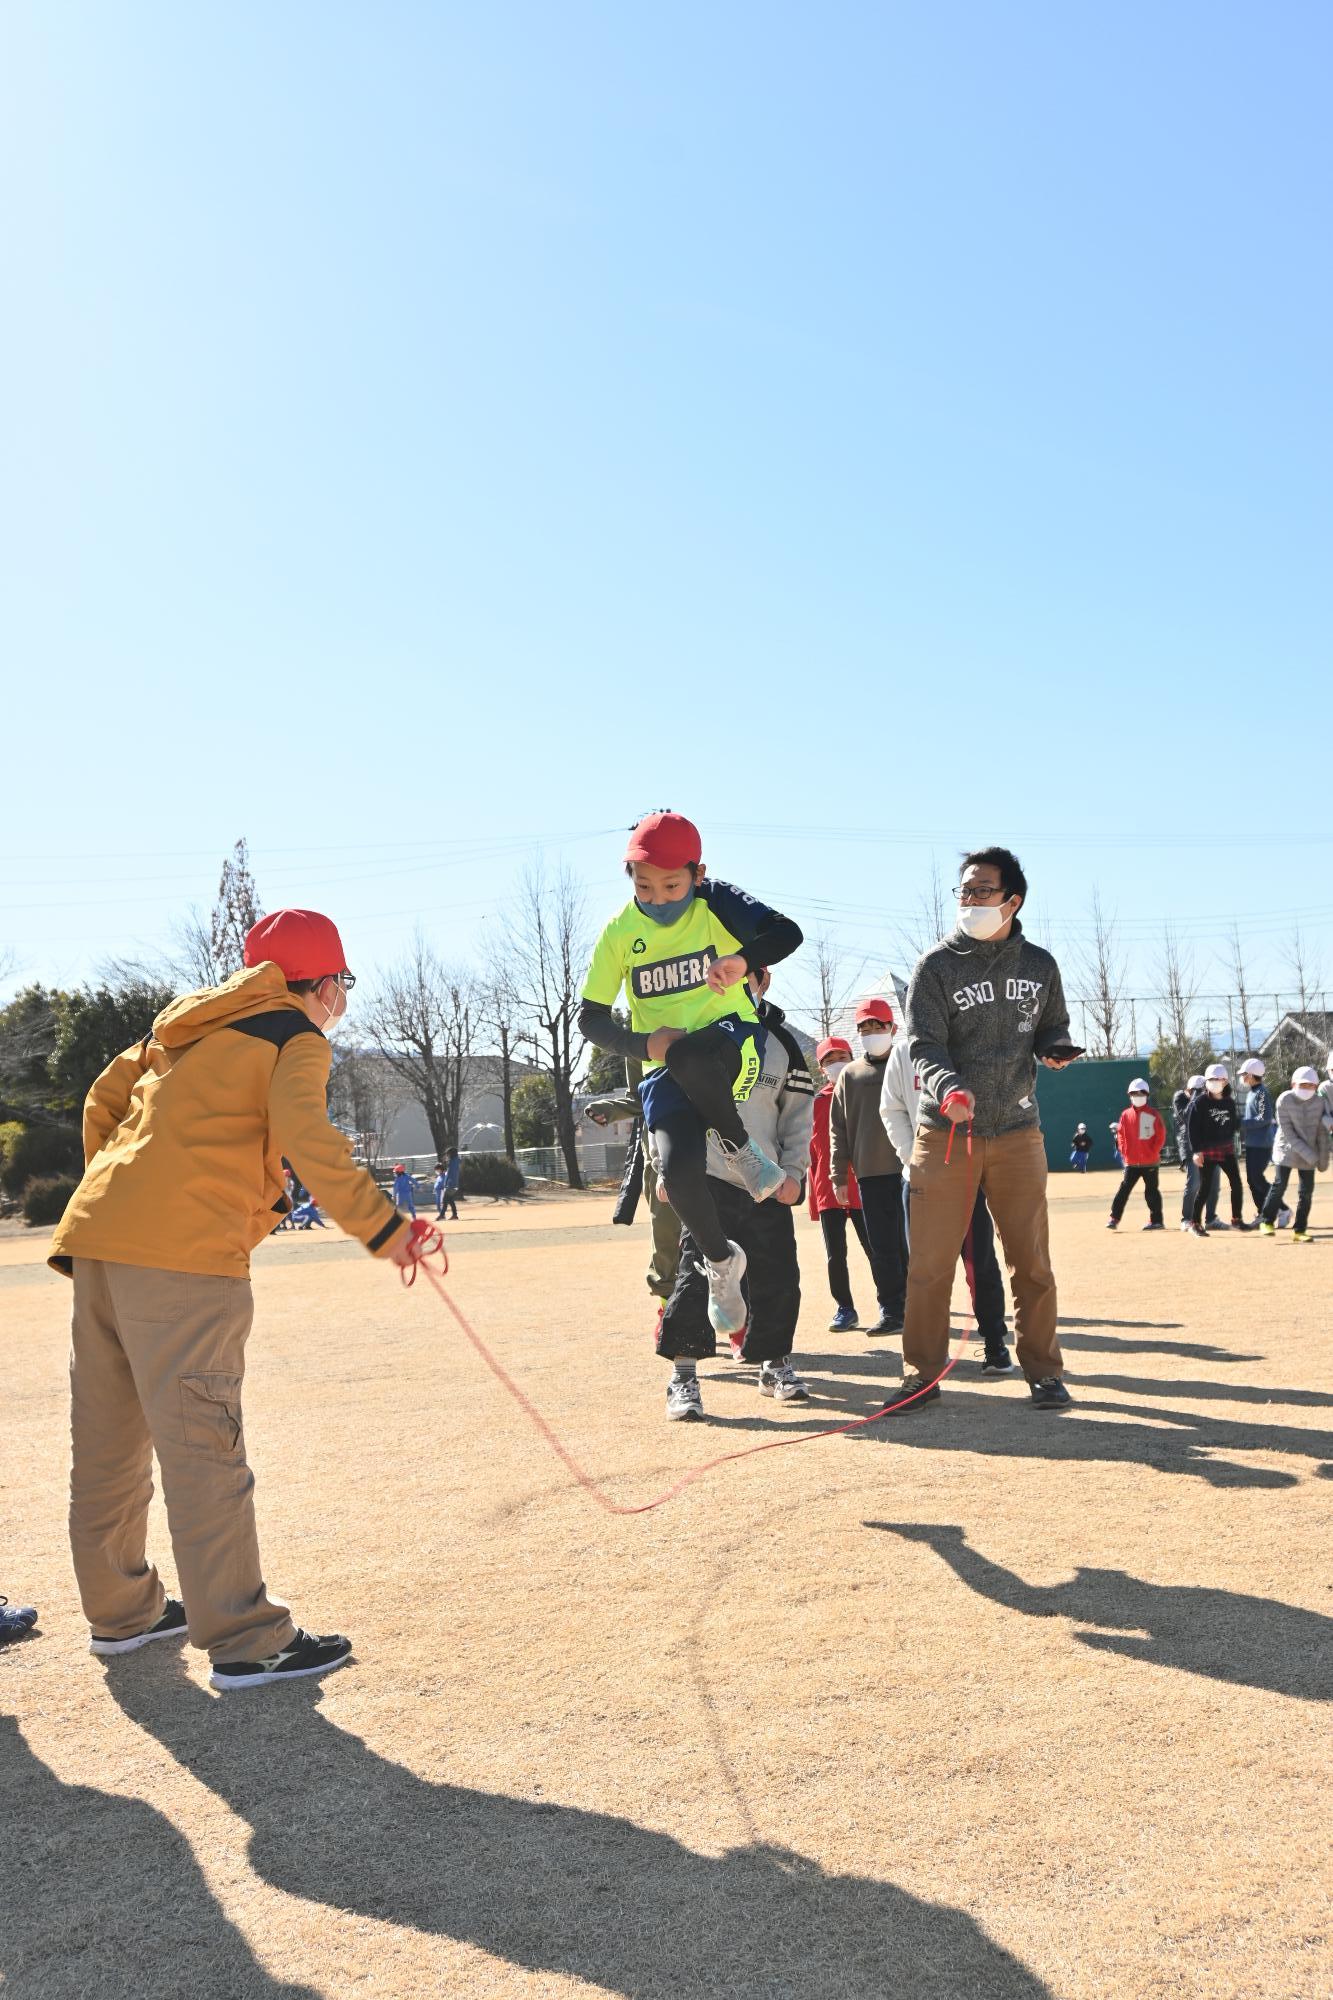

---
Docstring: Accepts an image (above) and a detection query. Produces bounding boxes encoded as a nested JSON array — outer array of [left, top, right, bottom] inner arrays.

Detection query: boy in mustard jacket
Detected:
[[51, 909, 414, 1691]]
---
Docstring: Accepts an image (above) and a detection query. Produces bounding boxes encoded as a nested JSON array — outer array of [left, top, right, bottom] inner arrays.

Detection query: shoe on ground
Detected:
[[1278, 1207, 1293, 1228], [1178, 1221, 1193, 1233], [980, 1345, 1013, 1375], [759, 1358, 811, 1403], [1257, 1220, 1276, 1237], [1230, 1218, 1253, 1232], [1142, 1220, 1165, 1231], [865, 1311, 905, 1337], [0, 1597, 38, 1645], [828, 1305, 860, 1333], [878, 1371, 941, 1412], [90, 1597, 188, 1656], [702, 1240, 748, 1337], [665, 1375, 705, 1422], [722, 1137, 789, 1202], [1188, 1222, 1209, 1238], [1105, 1217, 1118, 1230], [210, 1629, 352, 1692], [1292, 1231, 1313, 1244], [1029, 1376, 1073, 1410]]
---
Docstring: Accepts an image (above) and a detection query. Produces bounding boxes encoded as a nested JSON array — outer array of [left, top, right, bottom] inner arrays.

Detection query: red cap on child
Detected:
[[854, 997, 895, 1026], [623, 812, 702, 869], [816, 1036, 853, 1063], [243, 909, 348, 982]]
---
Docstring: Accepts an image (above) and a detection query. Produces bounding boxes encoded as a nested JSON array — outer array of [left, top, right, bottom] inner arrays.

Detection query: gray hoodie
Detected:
[[705, 1002, 815, 1191], [905, 920, 1072, 1139]]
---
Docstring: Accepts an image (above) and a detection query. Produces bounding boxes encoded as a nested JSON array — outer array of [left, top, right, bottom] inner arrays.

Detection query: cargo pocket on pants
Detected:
[[179, 1374, 244, 1456]]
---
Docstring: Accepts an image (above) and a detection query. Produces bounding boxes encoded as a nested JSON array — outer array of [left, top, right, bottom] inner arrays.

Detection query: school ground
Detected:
[[2, 1175, 1330, 2000]]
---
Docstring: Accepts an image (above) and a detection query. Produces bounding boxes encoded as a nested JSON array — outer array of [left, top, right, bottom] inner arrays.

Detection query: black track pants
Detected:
[[818, 1206, 873, 1311], [1192, 1156, 1245, 1227], [1110, 1165, 1163, 1225], [856, 1173, 907, 1317]]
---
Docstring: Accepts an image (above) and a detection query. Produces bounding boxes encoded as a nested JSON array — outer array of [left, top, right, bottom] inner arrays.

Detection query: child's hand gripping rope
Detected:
[[396, 1135, 980, 1516]]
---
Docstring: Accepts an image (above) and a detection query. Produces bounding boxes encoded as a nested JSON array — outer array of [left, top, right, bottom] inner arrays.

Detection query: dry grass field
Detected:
[[3, 1175, 1330, 1999]]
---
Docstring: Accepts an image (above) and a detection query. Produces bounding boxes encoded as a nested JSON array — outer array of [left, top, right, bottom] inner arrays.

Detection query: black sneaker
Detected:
[[1029, 1376, 1072, 1410], [980, 1345, 1013, 1375], [1105, 1217, 1119, 1230], [1188, 1222, 1210, 1238], [1142, 1221, 1165, 1231], [90, 1597, 188, 1656], [878, 1372, 941, 1412], [865, 1311, 905, 1337], [210, 1629, 352, 1692], [0, 1597, 38, 1646]]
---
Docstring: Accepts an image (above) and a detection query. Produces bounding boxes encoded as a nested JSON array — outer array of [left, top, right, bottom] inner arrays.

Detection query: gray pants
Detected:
[[1181, 1153, 1219, 1224]]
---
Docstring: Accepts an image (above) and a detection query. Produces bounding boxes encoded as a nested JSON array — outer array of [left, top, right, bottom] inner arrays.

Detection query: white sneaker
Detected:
[[1278, 1206, 1293, 1229], [759, 1358, 811, 1403], [703, 1240, 748, 1336], [719, 1137, 788, 1202], [666, 1375, 704, 1422]]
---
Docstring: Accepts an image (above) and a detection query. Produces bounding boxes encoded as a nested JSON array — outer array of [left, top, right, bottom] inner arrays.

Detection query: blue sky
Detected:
[[2, 4, 1329, 1042]]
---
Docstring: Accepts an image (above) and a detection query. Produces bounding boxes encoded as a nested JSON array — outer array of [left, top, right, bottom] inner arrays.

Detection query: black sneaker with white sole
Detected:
[[1029, 1376, 1072, 1410], [980, 1345, 1013, 1375], [878, 1371, 941, 1412], [210, 1629, 352, 1691], [90, 1597, 188, 1656]]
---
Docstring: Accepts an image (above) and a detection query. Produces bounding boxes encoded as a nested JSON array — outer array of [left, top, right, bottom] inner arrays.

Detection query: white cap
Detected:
[[1239, 1056, 1265, 1076], [1292, 1065, 1319, 1089], [1128, 1077, 1150, 1094], [1187, 1074, 1206, 1091], [1204, 1062, 1229, 1082]]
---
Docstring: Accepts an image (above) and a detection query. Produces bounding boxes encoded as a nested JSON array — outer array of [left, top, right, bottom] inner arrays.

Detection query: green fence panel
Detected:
[[1035, 1058, 1150, 1171]]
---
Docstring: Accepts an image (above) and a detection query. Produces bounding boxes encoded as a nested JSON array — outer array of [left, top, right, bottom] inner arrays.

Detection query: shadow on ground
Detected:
[[0, 1713, 322, 2000], [94, 1657, 1052, 2000], [867, 1523, 1333, 1702]]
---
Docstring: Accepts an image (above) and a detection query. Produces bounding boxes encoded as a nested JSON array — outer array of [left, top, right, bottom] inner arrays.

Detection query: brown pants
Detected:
[[69, 1259, 297, 1663], [903, 1125, 1062, 1384]]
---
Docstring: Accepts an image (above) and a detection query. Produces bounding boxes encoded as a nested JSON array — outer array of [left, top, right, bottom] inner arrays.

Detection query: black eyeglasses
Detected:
[[955, 884, 1007, 903], [335, 971, 356, 992]]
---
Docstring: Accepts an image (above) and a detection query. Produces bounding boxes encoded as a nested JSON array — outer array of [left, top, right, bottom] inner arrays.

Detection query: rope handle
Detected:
[[940, 1090, 974, 1166], [398, 1218, 450, 1287]]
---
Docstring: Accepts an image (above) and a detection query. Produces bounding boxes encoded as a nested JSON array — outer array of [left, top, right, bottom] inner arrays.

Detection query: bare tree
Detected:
[[362, 933, 479, 1158], [1075, 890, 1127, 1058], [805, 930, 868, 1039], [505, 864, 590, 1189], [896, 856, 950, 965], [210, 838, 264, 977], [1155, 925, 1198, 1077], [327, 1046, 400, 1167], [478, 957, 523, 1160], [1228, 921, 1256, 1059], [166, 907, 223, 988]]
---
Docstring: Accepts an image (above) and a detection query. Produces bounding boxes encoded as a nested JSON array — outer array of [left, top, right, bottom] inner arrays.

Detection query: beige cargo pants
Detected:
[[69, 1259, 297, 1663]]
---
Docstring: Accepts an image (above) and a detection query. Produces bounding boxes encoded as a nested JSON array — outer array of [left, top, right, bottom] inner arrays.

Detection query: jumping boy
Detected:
[[51, 908, 414, 1691], [654, 965, 815, 1416], [1106, 1079, 1166, 1230], [577, 812, 802, 1417]]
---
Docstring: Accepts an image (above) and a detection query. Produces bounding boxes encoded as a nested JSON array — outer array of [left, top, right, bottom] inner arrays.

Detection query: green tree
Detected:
[[1147, 1031, 1214, 1107], [0, 985, 61, 1121], [581, 1017, 631, 1096], [511, 1073, 557, 1148], [48, 980, 176, 1115]]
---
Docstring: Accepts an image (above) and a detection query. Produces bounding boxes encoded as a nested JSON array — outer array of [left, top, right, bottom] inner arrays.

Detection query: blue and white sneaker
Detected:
[[0, 1597, 38, 1646], [703, 1240, 748, 1336], [720, 1137, 789, 1202], [828, 1305, 860, 1333]]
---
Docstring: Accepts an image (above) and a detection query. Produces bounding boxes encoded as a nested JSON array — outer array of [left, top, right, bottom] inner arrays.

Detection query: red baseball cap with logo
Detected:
[[816, 1036, 853, 1063], [854, 997, 895, 1026], [623, 811, 702, 869], [243, 909, 348, 982]]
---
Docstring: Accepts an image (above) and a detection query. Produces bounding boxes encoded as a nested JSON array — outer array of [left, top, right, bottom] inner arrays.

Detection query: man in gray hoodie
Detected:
[[888, 846, 1080, 1413]]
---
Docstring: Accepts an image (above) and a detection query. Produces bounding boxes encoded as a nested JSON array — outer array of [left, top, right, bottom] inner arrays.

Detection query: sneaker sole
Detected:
[[665, 1407, 705, 1423], [210, 1650, 352, 1691], [89, 1622, 188, 1656]]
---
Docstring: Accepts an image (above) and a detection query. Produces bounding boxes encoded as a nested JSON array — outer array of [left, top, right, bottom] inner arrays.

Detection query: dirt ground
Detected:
[[2, 1175, 1330, 1999]]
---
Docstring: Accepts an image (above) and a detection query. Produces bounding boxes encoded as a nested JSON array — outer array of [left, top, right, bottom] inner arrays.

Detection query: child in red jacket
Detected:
[[1106, 1078, 1167, 1231], [808, 1036, 875, 1331]]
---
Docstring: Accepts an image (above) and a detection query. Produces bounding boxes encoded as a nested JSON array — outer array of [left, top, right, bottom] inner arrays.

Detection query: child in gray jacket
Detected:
[[1258, 1068, 1329, 1241]]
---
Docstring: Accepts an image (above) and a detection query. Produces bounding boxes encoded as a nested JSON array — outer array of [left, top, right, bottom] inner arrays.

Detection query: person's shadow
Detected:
[[0, 1713, 323, 2000], [868, 1524, 1333, 1702], [102, 1656, 1052, 1999]]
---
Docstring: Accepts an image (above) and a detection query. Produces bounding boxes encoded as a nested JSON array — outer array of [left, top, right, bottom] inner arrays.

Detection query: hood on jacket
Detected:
[[151, 963, 309, 1048]]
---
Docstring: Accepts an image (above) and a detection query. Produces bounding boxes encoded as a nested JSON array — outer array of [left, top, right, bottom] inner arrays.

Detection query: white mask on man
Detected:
[[1295, 1085, 1318, 1100], [957, 901, 1011, 941], [860, 1032, 893, 1059]]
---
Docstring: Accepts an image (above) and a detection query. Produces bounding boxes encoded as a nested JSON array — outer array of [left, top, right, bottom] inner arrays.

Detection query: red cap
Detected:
[[816, 1036, 853, 1063], [624, 811, 702, 870], [393, 1163, 406, 1173], [854, 997, 895, 1026], [243, 909, 348, 982]]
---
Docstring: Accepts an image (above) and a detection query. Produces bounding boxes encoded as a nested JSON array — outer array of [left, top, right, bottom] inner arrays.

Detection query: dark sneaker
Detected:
[[1188, 1222, 1210, 1238], [879, 1372, 941, 1412], [1105, 1217, 1119, 1230], [90, 1597, 188, 1656], [210, 1629, 352, 1692], [0, 1597, 38, 1645], [1142, 1221, 1165, 1231], [980, 1346, 1013, 1375], [1029, 1376, 1072, 1410], [865, 1311, 905, 1337], [1230, 1218, 1253, 1232], [828, 1305, 860, 1333]]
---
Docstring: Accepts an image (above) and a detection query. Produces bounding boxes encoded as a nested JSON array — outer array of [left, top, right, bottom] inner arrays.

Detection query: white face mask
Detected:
[[1129, 1094, 1148, 1106], [860, 1032, 893, 1058], [956, 901, 1011, 940], [824, 1060, 849, 1083], [314, 978, 348, 1035], [1295, 1086, 1317, 1100], [1206, 1081, 1226, 1096]]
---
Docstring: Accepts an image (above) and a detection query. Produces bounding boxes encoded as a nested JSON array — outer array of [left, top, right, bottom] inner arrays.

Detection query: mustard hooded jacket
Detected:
[[50, 963, 404, 1279]]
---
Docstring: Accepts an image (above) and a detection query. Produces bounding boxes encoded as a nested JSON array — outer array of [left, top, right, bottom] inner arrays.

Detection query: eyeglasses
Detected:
[[335, 971, 356, 992], [955, 883, 1007, 903]]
